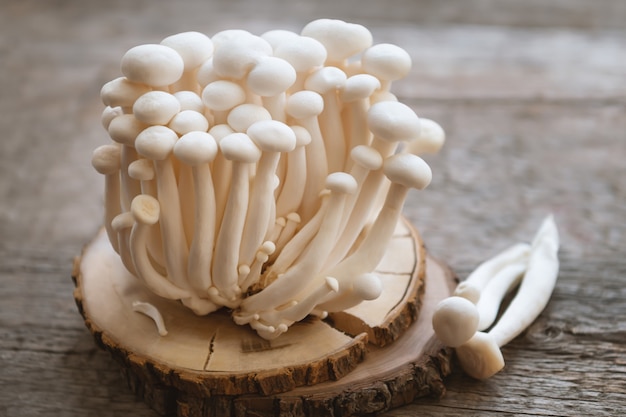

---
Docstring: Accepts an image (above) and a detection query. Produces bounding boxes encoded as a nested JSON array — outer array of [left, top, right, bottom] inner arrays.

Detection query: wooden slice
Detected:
[[72, 218, 456, 416]]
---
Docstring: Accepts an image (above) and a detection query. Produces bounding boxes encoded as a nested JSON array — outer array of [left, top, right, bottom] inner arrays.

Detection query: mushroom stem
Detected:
[[132, 301, 169, 336], [111, 212, 136, 276], [91, 144, 123, 253], [476, 261, 527, 331], [487, 215, 560, 347], [120, 146, 142, 211]]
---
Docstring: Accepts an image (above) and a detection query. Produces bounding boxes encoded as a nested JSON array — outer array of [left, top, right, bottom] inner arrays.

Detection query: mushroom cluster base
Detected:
[[72, 218, 454, 417]]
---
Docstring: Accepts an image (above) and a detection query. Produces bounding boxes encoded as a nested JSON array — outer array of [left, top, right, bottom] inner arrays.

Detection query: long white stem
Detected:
[[476, 261, 527, 331], [120, 146, 141, 211], [298, 116, 327, 223]]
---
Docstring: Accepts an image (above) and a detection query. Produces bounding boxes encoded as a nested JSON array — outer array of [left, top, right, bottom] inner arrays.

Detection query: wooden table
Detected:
[[1, 1, 625, 415]]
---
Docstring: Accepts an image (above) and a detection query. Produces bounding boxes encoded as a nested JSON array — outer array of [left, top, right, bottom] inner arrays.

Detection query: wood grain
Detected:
[[1, 1, 625, 416]]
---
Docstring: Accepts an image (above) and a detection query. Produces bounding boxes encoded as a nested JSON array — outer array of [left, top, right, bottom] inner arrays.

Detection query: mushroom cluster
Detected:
[[92, 19, 444, 340], [432, 215, 560, 379]]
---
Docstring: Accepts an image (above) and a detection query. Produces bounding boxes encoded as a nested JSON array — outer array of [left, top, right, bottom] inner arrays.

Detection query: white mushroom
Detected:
[[101, 106, 123, 130], [132, 300, 169, 336], [111, 211, 136, 276], [246, 56, 296, 121], [285, 90, 327, 222], [135, 125, 190, 290], [275, 125, 311, 218], [201, 80, 246, 124], [339, 74, 380, 155], [208, 123, 235, 226], [212, 132, 261, 301], [211, 33, 272, 80], [240, 120, 296, 266], [326, 153, 431, 281], [317, 272, 382, 313], [173, 90, 205, 113], [361, 43, 412, 92], [226, 103, 272, 133], [173, 131, 219, 294], [101, 77, 151, 113], [273, 35, 327, 92], [304, 66, 348, 173], [121, 44, 184, 88], [133, 91, 181, 125], [476, 261, 527, 331], [168, 110, 209, 135], [301, 19, 372, 68], [91, 144, 122, 253], [161, 31, 213, 92], [404, 118, 446, 156], [432, 296, 480, 347]]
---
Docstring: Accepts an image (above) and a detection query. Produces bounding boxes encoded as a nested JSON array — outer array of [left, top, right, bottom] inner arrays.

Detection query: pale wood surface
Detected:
[[1, 0, 625, 416]]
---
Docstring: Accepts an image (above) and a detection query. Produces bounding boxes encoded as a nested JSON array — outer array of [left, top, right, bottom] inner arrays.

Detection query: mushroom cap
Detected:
[[362, 43, 412, 82], [325, 172, 357, 194], [405, 118, 446, 155], [290, 125, 312, 147], [350, 145, 383, 171], [212, 34, 272, 80], [211, 29, 254, 48], [121, 44, 184, 87], [201, 80, 246, 111], [133, 91, 181, 125], [174, 131, 218, 165], [285, 91, 324, 119], [453, 281, 481, 304], [208, 124, 235, 142], [196, 58, 219, 88], [227, 103, 272, 132], [367, 101, 420, 142], [260, 29, 299, 50], [173, 91, 205, 112], [168, 110, 210, 135], [160, 31, 214, 70], [383, 153, 432, 190], [432, 296, 480, 347], [128, 158, 155, 181], [455, 332, 505, 380], [353, 273, 383, 301], [273, 36, 327, 72], [101, 106, 123, 130], [92, 144, 121, 175], [247, 56, 296, 96], [135, 125, 179, 161], [100, 77, 151, 108], [246, 120, 297, 152], [219, 132, 261, 163], [108, 114, 148, 146], [131, 194, 161, 226], [340, 74, 381, 102], [301, 19, 372, 63], [304, 66, 347, 94]]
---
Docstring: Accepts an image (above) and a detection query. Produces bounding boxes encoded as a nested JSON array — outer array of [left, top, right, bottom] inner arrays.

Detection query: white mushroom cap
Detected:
[[301, 19, 372, 63], [285, 91, 324, 119], [455, 332, 505, 380], [173, 91, 205, 112], [196, 58, 219, 88], [340, 74, 381, 102], [351, 145, 383, 171], [201, 80, 246, 111], [108, 114, 148, 146], [362, 43, 412, 82], [304, 66, 347, 94], [211, 29, 254, 48], [131, 194, 161, 226], [135, 125, 179, 161], [128, 158, 155, 181], [133, 91, 181, 125], [160, 31, 214, 71], [101, 106, 123, 130], [325, 172, 357, 194], [208, 124, 235, 142], [174, 131, 218, 165], [121, 44, 184, 87], [405, 118, 446, 155], [227, 104, 272, 132], [168, 110, 210, 135], [273, 36, 327, 72], [247, 56, 296, 96], [290, 125, 312, 147], [367, 101, 421, 142], [260, 29, 299, 49], [212, 34, 272, 80], [100, 77, 151, 109], [246, 120, 297, 152], [352, 273, 383, 301], [383, 153, 432, 190], [432, 296, 479, 348], [219, 132, 261, 163], [92, 144, 121, 175]]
